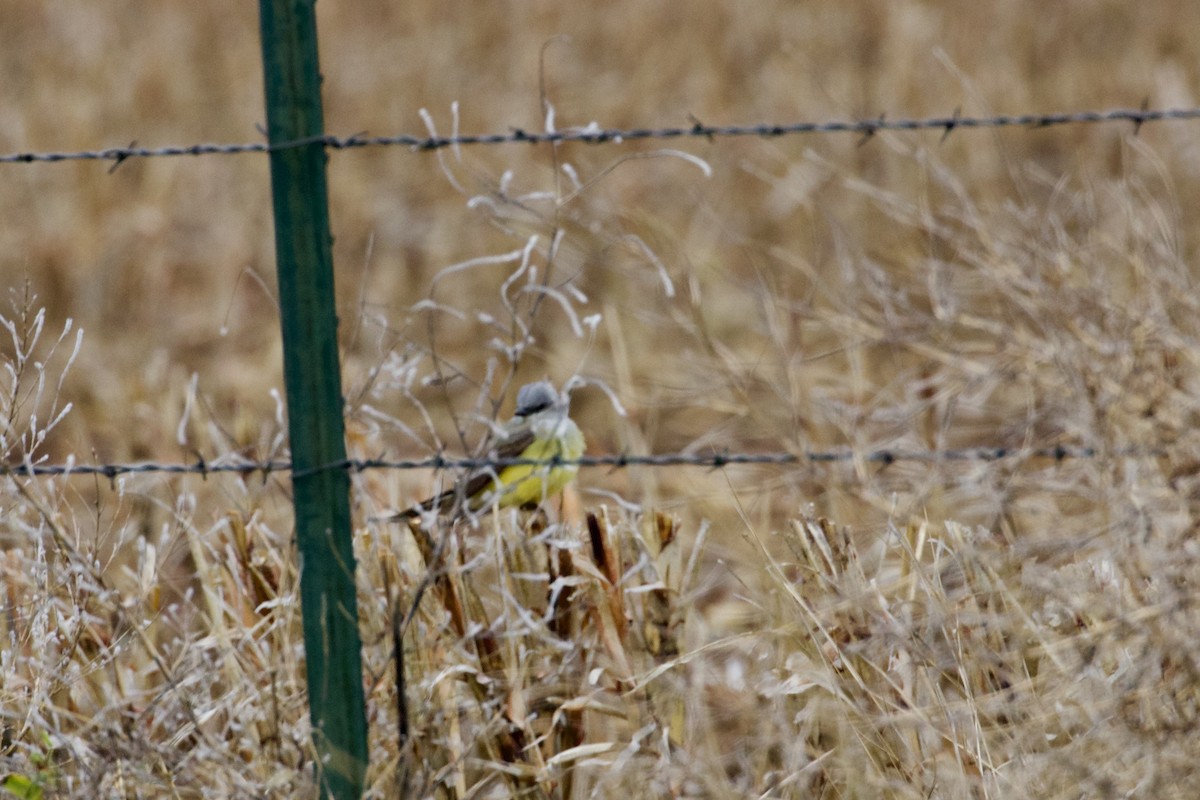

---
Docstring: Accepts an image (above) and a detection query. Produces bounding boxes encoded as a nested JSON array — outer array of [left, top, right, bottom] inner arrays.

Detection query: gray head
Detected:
[[514, 381, 559, 417]]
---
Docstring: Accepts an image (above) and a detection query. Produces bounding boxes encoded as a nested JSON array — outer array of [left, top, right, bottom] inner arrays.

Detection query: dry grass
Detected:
[[3, 1, 1200, 797]]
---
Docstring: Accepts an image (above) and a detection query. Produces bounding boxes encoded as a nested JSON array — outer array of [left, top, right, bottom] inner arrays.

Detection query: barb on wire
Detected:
[[0, 443, 1165, 480], [3, 106, 1199, 165]]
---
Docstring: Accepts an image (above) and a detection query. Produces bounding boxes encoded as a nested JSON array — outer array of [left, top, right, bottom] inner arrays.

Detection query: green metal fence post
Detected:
[[257, 1, 368, 797]]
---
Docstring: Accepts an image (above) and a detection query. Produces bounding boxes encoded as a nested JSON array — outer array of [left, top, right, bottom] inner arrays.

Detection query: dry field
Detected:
[[3, 1, 1200, 797]]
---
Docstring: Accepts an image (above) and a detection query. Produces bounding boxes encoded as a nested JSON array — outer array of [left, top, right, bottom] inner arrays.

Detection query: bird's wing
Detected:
[[400, 423, 538, 518]]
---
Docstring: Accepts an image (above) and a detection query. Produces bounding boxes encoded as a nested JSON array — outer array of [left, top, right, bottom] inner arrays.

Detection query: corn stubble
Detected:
[[351, 499, 1200, 798], [4, 457, 1200, 797]]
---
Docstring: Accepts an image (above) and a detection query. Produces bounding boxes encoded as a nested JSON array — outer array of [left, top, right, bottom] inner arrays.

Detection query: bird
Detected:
[[387, 380, 585, 522]]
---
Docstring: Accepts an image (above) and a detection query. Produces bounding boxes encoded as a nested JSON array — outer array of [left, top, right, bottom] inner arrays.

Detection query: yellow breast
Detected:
[[487, 418, 585, 510]]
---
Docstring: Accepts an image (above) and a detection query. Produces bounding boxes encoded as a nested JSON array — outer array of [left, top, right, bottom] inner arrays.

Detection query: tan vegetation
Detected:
[[2, 0, 1200, 797]]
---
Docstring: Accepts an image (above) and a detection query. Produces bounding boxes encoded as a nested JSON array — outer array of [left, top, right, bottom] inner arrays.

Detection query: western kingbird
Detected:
[[390, 380, 585, 521]]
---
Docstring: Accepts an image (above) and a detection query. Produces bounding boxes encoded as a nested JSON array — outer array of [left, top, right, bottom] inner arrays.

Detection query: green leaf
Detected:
[[2, 773, 44, 800]]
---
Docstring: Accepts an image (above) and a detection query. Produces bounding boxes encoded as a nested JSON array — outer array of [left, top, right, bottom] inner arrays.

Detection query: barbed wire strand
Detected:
[[2, 106, 1198, 165], [0, 444, 1167, 480]]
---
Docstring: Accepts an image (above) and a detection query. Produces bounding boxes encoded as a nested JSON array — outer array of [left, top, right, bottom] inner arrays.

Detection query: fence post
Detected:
[[257, 1, 368, 797]]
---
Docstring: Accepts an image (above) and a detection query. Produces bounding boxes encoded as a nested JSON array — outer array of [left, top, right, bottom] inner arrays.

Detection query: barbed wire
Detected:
[[0, 443, 1167, 481], [1, 106, 1185, 481], [2, 106, 1198, 166]]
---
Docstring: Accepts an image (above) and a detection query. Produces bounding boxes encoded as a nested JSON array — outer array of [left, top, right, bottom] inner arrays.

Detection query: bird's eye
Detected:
[[515, 382, 557, 416], [517, 399, 550, 416]]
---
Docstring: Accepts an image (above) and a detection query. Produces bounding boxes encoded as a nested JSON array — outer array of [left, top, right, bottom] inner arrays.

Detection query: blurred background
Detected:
[[2, 3, 1197, 525], [2, 1, 1198, 595]]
